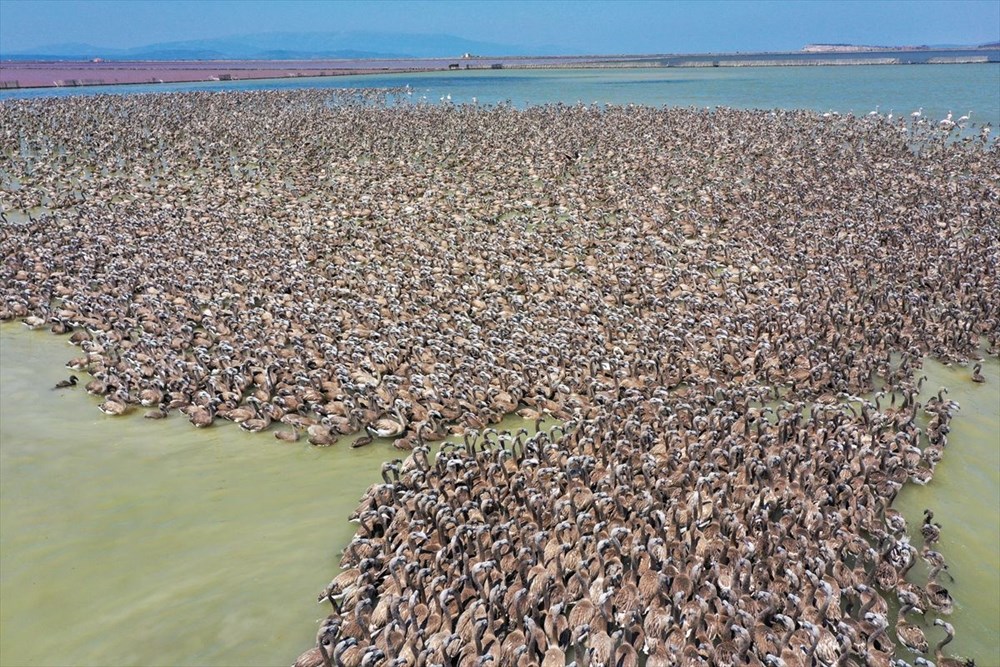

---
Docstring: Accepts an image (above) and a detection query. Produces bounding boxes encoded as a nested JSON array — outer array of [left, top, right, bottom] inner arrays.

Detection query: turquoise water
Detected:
[[2, 64, 998, 129]]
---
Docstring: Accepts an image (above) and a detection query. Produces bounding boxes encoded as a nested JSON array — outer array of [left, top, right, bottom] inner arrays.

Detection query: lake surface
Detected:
[[893, 358, 1000, 664], [0, 325, 555, 667], [0, 325, 391, 666], [2, 64, 998, 131], [2, 333, 997, 665], [1, 65, 998, 666]]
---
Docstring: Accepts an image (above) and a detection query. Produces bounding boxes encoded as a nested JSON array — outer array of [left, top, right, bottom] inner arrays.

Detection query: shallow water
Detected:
[[2, 65, 998, 130], [1, 321, 997, 665], [0, 324, 398, 666], [893, 356, 1000, 664]]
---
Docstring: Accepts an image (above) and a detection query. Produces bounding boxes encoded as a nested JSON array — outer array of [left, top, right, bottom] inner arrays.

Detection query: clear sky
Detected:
[[1, 0, 998, 55]]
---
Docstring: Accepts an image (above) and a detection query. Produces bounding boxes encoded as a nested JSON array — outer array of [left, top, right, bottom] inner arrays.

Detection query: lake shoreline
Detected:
[[2, 47, 997, 90]]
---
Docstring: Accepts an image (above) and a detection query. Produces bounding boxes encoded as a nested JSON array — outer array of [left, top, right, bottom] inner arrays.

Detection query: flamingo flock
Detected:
[[0, 89, 995, 666]]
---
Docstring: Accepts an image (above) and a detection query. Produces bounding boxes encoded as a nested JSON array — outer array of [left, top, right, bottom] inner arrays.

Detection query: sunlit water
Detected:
[[2, 65, 998, 129], [1, 65, 999, 665], [0, 324, 410, 666], [1, 324, 997, 665]]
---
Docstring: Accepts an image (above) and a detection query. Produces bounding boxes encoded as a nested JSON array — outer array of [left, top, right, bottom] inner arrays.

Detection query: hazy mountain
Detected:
[[4, 41, 111, 58], [2, 31, 563, 60]]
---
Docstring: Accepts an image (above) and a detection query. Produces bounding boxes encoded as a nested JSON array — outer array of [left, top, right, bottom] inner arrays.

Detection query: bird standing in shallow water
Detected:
[[927, 619, 975, 667], [144, 404, 169, 419], [275, 426, 301, 443], [351, 434, 374, 449], [98, 390, 130, 416]]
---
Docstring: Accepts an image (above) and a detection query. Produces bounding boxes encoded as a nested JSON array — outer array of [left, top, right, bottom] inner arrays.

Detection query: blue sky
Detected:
[[1, 0, 998, 55]]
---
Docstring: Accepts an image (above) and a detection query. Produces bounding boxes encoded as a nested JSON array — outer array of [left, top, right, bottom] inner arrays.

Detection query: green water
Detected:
[[0, 324, 391, 667], [894, 357, 1000, 664], [1, 324, 998, 666]]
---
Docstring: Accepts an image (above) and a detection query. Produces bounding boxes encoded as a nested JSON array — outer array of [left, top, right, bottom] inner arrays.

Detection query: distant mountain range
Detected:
[[1, 31, 567, 60], [3, 32, 995, 61]]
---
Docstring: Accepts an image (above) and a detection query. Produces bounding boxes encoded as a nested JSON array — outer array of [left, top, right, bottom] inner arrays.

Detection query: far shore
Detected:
[[2, 48, 997, 90]]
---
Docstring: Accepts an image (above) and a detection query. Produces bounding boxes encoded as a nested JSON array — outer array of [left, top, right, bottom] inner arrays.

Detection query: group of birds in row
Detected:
[[1, 89, 996, 666]]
